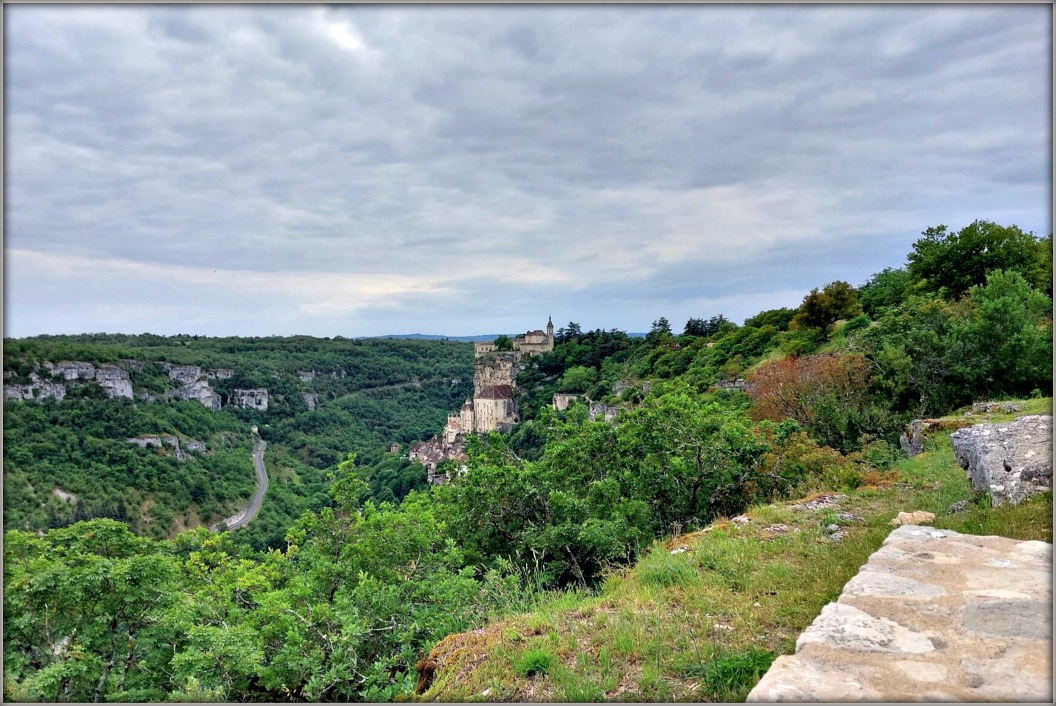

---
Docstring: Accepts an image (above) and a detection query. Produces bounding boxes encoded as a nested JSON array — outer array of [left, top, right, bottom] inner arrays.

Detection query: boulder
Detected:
[[950, 415, 1052, 507], [899, 419, 930, 457], [890, 510, 935, 527]]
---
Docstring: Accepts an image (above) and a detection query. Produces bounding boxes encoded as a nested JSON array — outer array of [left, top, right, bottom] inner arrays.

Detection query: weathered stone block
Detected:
[[950, 415, 1052, 506]]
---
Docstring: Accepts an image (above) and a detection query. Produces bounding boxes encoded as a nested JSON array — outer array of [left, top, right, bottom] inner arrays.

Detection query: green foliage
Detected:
[[743, 307, 796, 331], [646, 316, 672, 345], [842, 313, 871, 336], [791, 280, 862, 333], [513, 646, 557, 677], [908, 221, 1051, 298], [683, 315, 729, 338], [558, 365, 597, 394], [493, 335, 515, 352], [693, 647, 776, 702], [4, 218, 1053, 703], [859, 267, 912, 317], [3, 398, 256, 538], [856, 271, 1051, 417], [959, 270, 1053, 395], [4, 334, 473, 546]]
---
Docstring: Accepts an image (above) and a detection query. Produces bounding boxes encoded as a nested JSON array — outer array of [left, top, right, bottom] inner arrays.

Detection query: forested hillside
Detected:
[[4, 335, 473, 545], [3, 220, 1052, 702]]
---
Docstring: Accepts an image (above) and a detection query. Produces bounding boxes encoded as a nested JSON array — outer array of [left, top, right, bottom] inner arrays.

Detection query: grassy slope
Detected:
[[419, 398, 1053, 702]]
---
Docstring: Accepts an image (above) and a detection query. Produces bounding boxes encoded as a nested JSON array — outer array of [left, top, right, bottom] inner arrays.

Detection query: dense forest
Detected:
[[3, 220, 1052, 701]]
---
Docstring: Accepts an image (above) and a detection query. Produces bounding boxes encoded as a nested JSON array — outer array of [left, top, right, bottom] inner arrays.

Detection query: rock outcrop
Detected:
[[231, 389, 269, 411], [93, 365, 133, 399], [713, 378, 748, 392], [747, 525, 1052, 702], [588, 402, 621, 422], [474, 352, 520, 389], [166, 378, 221, 411], [162, 364, 202, 386], [126, 435, 201, 460], [45, 361, 96, 380], [899, 419, 933, 457], [303, 393, 318, 411], [35, 361, 133, 400], [950, 415, 1052, 506], [972, 401, 1023, 414], [4, 374, 66, 403]]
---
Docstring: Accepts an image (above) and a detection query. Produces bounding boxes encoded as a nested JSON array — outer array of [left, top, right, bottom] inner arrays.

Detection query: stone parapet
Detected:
[[747, 525, 1052, 702]]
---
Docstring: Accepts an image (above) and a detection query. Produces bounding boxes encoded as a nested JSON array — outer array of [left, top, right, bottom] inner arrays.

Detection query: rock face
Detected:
[[162, 364, 202, 386], [126, 435, 200, 460], [35, 361, 133, 400], [231, 389, 269, 411], [45, 361, 96, 380], [93, 365, 133, 400], [950, 415, 1052, 506], [303, 393, 318, 411], [747, 525, 1052, 702], [474, 352, 520, 389], [4, 374, 66, 402], [166, 378, 222, 411]]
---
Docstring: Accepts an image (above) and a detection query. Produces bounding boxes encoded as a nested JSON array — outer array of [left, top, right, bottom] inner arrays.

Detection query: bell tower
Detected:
[[546, 315, 554, 346]]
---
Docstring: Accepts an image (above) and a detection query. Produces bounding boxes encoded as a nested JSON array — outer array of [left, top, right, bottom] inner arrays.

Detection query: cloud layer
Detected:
[[5, 5, 1051, 337]]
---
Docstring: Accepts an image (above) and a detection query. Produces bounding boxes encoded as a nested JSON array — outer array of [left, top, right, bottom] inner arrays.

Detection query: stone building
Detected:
[[422, 318, 554, 485], [457, 318, 554, 436], [552, 393, 579, 411], [473, 317, 555, 357]]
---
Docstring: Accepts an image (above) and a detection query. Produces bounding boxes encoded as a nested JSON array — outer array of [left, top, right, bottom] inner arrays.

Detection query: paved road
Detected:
[[210, 439, 268, 532]]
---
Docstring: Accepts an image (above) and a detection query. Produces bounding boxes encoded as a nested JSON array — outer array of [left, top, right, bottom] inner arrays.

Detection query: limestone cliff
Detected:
[[4, 374, 66, 403]]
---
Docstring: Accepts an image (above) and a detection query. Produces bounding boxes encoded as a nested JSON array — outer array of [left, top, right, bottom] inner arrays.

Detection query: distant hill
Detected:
[[380, 332, 649, 341], [377, 333, 506, 342]]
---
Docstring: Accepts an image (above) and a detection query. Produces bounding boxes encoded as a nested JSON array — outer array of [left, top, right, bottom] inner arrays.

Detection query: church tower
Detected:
[[546, 316, 554, 347]]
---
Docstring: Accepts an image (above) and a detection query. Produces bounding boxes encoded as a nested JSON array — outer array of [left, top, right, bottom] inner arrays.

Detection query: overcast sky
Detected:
[[4, 4, 1051, 338]]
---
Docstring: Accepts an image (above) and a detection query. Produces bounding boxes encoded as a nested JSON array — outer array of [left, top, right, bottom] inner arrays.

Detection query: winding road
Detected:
[[210, 439, 268, 532]]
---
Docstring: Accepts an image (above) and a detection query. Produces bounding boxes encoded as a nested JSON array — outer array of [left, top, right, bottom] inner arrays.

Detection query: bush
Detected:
[[843, 314, 871, 335]]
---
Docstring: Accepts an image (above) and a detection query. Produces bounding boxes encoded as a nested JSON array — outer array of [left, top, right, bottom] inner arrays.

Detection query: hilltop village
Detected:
[[409, 318, 554, 482]]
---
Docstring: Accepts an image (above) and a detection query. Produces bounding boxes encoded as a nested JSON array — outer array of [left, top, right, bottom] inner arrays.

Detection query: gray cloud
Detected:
[[4, 4, 1051, 338]]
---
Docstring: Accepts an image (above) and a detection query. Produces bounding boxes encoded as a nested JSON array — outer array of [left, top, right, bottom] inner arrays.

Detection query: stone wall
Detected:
[[552, 393, 579, 411], [747, 525, 1052, 702]]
